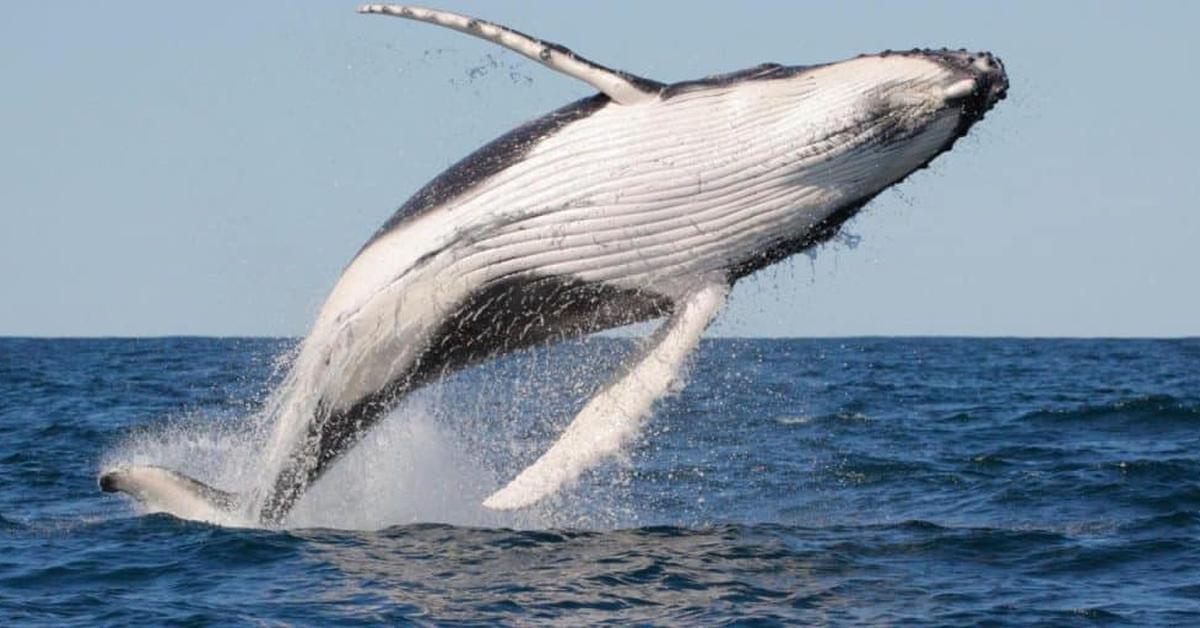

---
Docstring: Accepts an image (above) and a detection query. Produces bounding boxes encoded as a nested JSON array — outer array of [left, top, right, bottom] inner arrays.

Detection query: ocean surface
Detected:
[[1, 336, 1198, 625]]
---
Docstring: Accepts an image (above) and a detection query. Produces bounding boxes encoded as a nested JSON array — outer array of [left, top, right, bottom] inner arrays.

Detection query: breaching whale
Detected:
[[100, 4, 1008, 526]]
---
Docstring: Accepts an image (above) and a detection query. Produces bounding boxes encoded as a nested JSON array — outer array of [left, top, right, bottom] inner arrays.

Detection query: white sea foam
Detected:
[[100, 343, 644, 531], [484, 284, 724, 510], [286, 394, 519, 530]]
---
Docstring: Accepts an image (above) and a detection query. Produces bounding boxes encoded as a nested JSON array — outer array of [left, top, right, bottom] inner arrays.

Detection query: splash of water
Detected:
[[288, 394, 520, 530], [484, 284, 726, 510], [103, 396, 545, 529], [100, 337, 651, 531]]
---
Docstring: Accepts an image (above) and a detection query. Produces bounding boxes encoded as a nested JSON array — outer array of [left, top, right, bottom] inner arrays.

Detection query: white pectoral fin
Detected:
[[100, 465, 241, 524], [483, 282, 729, 510], [358, 4, 663, 105]]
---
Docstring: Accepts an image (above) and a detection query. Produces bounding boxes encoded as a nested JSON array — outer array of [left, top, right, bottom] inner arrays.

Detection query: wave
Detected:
[[1020, 394, 1200, 424]]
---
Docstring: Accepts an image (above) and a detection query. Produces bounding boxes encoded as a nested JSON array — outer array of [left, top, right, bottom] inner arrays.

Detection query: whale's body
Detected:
[[100, 5, 1008, 526]]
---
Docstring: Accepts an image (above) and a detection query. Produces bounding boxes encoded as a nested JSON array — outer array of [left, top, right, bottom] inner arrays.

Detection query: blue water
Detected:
[[2, 337, 1198, 624]]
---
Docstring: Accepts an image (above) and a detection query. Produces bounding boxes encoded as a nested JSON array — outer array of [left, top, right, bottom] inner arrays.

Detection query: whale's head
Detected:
[[777, 48, 1008, 204], [920, 48, 1009, 128], [864, 48, 1009, 141]]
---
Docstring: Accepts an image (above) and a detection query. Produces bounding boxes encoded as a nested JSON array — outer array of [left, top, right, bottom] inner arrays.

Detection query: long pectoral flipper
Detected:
[[483, 282, 729, 510], [358, 4, 663, 105], [99, 465, 241, 523]]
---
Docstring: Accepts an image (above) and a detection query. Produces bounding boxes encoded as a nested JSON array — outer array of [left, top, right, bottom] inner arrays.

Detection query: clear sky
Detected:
[[2, 2, 1196, 338]]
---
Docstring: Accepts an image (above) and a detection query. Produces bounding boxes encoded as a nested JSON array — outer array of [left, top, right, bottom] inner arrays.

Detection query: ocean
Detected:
[[1, 336, 1198, 625]]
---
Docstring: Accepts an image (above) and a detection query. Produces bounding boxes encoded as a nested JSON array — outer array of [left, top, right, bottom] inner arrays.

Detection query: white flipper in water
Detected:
[[99, 465, 241, 524], [484, 282, 728, 510], [358, 4, 663, 105]]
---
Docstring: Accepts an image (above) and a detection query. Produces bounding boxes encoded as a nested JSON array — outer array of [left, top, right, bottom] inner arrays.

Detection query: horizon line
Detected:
[[2, 334, 1197, 342]]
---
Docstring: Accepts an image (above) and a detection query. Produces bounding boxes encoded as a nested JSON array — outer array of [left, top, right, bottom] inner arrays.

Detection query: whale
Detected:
[[100, 4, 1008, 526]]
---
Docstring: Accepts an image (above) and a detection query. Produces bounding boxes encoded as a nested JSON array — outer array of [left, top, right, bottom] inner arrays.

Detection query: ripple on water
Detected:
[[1, 338, 1199, 623]]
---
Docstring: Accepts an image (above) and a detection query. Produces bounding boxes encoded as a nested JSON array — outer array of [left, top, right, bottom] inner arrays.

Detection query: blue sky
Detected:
[[2, 2, 1196, 337]]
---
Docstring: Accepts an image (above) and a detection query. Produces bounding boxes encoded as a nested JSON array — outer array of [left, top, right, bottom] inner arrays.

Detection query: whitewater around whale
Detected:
[[99, 4, 1008, 527]]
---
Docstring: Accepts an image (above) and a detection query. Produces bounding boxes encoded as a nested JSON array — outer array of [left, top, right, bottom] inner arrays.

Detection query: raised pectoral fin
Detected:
[[359, 4, 663, 105], [483, 282, 729, 510]]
